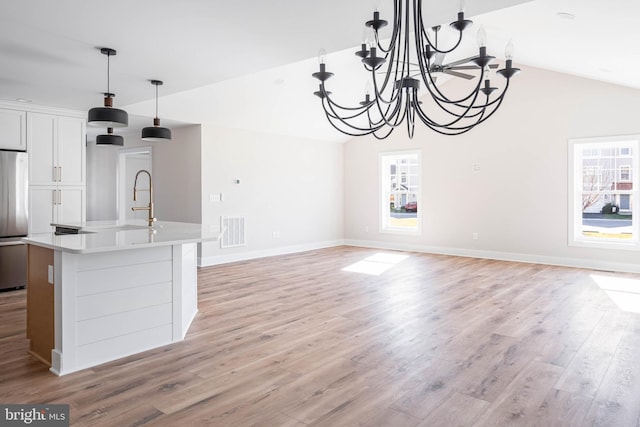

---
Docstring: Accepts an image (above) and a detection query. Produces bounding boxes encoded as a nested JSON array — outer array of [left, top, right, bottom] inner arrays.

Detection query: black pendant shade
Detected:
[[141, 120, 172, 141], [141, 80, 171, 141], [96, 128, 124, 146], [88, 48, 128, 128]]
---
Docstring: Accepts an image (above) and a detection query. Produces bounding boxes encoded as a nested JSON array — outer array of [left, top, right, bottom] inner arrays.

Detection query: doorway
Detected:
[[117, 147, 152, 222]]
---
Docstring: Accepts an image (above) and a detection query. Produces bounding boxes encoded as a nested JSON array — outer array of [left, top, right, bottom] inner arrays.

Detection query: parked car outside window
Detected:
[[405, 201, 417, 212]]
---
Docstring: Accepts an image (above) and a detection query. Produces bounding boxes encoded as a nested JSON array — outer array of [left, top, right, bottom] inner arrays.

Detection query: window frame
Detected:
[[568, 135, 639, 250], [379, 150, 422, 235]]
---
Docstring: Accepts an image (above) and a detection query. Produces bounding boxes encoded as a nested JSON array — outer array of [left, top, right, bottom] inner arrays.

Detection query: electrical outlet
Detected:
[[472, 232, 479, 240], [272, 231, 281, 239], [48, 265, 54, 284]]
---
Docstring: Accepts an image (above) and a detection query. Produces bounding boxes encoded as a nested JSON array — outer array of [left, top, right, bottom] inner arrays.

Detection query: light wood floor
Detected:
[[2, 246, 640, 426]]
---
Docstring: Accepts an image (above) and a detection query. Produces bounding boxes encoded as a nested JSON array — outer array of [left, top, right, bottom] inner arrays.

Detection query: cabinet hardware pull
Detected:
[[58, 190, 62, 205], [53, 166, 57, 182], [52, 190, 56, 205], [58, 166, 62, 182]]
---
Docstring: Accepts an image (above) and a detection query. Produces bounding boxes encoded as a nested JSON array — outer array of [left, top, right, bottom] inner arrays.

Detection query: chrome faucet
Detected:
[[132, 169, 157, 227]]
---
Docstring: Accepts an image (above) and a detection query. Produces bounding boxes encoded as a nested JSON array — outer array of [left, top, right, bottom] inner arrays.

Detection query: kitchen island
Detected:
[[23, 220, 222, 376]]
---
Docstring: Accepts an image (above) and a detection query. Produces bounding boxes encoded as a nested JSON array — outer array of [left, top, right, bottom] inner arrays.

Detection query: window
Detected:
[[380, 151, 421, 234], [569, 136, 639, 249]]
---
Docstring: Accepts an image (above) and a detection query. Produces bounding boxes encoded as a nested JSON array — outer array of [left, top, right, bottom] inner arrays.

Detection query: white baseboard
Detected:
[[344, 239, 640, 274], [198, 237, 640, 274], [198, 239, 345, 267]]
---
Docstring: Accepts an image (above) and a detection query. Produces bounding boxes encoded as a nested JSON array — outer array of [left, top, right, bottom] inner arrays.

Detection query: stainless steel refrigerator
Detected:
[[0, 150, 28, 290]]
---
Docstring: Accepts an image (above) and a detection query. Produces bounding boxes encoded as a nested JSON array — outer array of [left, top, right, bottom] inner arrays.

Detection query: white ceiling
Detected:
[[1, 0, 638, 143]]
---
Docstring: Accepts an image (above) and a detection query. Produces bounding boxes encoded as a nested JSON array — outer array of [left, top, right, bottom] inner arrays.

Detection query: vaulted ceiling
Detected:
[[1, 0, 637, 143]]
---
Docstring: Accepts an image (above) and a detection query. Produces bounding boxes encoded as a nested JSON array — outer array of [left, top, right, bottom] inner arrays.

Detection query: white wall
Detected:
[[153, 125, 202, 223], [343, 65, 640, 272], [199, 125, 344, 265]]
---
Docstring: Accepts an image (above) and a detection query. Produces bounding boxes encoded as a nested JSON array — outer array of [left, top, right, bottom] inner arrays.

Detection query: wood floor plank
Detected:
[[583, 316, 640, 427], [417, 392, 490, 427], [534, 388, 592, 427], [472, 361, 564, 425], [2, 246, 640, 426], [554, 310, 628, 398]]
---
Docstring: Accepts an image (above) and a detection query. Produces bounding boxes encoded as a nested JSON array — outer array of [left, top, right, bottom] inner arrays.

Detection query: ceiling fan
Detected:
[[376, 53, 499, 82], [375, 24, 499, 82], [430, 52, 499, 80]]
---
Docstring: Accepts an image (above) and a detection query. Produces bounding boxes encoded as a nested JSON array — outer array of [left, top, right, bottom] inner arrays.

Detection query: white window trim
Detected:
[[379, 150, 422, 236], [568, 135, 639, 250]]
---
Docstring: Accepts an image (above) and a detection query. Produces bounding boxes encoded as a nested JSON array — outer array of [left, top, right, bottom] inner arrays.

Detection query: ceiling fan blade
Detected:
[[432, 52, 446, 67], [441, 56, 477, 68], [443, 70, 474, 80], [447, 64, 499, 70]]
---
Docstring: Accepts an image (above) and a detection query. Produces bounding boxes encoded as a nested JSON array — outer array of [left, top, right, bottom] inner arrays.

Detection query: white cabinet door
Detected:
[[58, 187, 85, 225], [28, 112, 57, 186], [29, 186, 56, 234], [0, 108, 27, 150], [58, 116, 85, 186], [29, 186, 84, 234]]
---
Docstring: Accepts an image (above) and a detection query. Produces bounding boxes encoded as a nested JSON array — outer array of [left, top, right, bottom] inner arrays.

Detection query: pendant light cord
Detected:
[[155, 83, 159, 119], [106, 51, 111, 96]]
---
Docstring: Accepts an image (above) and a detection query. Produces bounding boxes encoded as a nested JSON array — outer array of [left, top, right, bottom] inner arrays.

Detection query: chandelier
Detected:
[[312, 0, 520, 139]]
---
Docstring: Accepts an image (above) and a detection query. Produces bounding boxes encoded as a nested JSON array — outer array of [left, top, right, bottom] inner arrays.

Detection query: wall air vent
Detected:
[[220, 216, 246, 248]]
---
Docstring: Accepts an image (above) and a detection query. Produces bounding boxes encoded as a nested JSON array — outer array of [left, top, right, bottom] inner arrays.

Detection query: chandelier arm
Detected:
[[370, 45, 400, 95], [415, 81, 483, 126], [374, 0, 402, 54], [322, 94, 390, 134], [415, 0, 464, 54], [373, 127, 396, 140], [323, 105, 379, 137], [407, 91, 416, 139], [413, 106, 479, 135], [323, 100, 377, 122], [412, 82, 489, 130], [369, 106, 396, 140], [414, 89, 507, 134], [371, 67, 403, 107], [419, 58, 487, 106], [372, 81, 405, 129], [320, 83, 380, 114], [325, 113, 380, 137]]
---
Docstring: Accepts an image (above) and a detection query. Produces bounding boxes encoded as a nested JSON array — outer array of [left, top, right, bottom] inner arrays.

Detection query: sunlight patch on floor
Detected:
[[591, 274, 640, 314], [342, 253, 409, 276]]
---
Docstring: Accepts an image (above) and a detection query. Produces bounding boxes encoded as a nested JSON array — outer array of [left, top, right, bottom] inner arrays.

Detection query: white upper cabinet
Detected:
[[0, 108, 27, 150], [58, 115, 85, 186], [28, 112, 85, 186]]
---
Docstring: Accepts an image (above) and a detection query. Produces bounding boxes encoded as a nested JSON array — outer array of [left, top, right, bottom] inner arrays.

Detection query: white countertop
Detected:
[[23, 220, 223, 254]]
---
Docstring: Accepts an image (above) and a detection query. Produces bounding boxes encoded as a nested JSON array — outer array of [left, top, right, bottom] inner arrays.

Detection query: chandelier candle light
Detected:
[[312, 0, 520, 139]]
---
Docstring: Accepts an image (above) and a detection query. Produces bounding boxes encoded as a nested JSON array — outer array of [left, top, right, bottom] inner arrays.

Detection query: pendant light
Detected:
[[96, 128, 124, 146], [141, 80, 172, 141], [88, 48, 128, 128]]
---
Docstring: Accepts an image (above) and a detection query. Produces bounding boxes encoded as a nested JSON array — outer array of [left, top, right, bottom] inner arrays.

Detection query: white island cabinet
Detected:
[[23, 221, 222, 376]]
